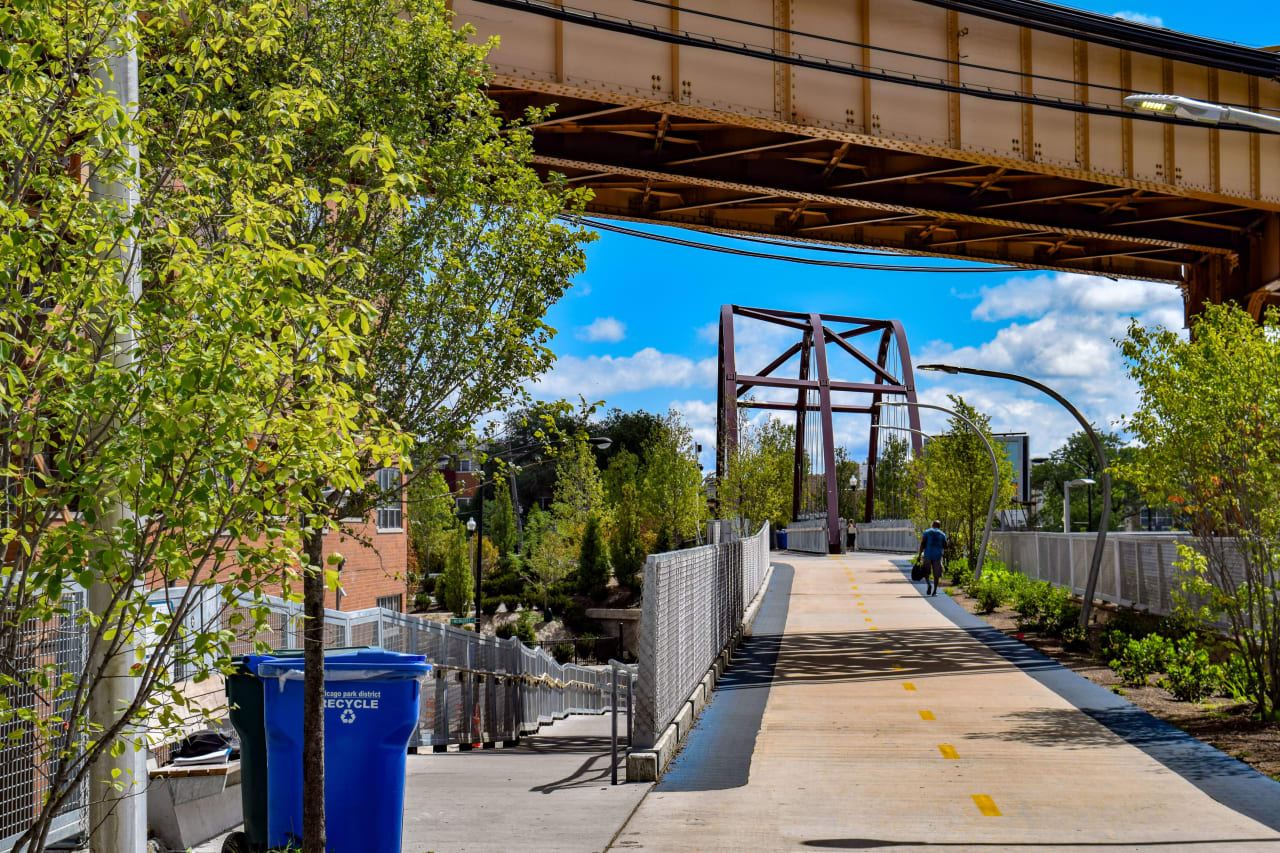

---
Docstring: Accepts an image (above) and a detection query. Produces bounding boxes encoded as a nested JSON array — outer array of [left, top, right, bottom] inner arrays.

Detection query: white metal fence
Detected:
[[990, 531, 1243, 619], [634, 523, 770, 749], [858, 518, 920, 552], [785, 521, 829, 554]]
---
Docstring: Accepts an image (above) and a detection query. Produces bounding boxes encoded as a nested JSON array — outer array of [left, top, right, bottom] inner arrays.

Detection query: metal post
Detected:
[[919, 364, 1110, 627], [1063, 482, 1072, 534], [474, 460, 485, 628], [610, 668, 619, 785], [627, 671, 634, 746], [87, 25, 146, 853]]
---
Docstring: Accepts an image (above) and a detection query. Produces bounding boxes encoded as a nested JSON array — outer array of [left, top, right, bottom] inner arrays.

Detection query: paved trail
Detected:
[[610, 551, 1280, 853]]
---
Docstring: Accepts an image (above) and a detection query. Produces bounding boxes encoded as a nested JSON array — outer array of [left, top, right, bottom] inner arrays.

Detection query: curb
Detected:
[[626, 563, 776, 782]]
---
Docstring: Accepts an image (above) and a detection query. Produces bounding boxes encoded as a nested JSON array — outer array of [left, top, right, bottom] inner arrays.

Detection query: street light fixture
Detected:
[[876, 400, 1002, 582], [918, 363, 1110, 628], [1064, 478, 1097, 534], [1122, 93, 1280, 132]]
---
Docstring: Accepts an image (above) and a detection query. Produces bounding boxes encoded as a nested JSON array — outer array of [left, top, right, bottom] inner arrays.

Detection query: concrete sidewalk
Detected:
[[611, 551, 1280, 852], [192, 712, 649, 853]]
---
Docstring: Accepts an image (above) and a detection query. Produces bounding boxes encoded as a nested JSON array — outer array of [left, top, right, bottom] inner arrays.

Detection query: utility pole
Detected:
[[87, 24, 146, 852]]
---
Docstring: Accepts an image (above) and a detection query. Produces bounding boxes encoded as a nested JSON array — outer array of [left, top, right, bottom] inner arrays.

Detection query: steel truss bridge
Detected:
[[453, 0, 1280, 321]]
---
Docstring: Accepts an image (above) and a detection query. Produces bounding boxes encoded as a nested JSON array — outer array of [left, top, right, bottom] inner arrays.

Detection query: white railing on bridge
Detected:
[[991, 531, 1243, 621], [634, 523, 770, 749], [785, 521, 829, 554], [857, 518, 919, 553]]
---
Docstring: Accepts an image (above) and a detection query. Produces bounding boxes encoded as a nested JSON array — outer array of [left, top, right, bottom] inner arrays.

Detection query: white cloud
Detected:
[[576, 316, 627, 343], [1112, 10, 1163, 26], [670, 398, 718, 468], [533, 348, 715, 396], [917, 272, 1187, 454]]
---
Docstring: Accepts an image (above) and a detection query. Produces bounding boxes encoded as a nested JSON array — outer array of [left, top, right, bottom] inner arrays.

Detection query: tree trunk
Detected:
[[303, 527, 326, 853]]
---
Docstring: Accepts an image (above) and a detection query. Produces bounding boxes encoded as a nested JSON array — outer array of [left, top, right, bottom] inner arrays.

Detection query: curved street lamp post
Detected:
[[876, 401, 1001, 582], [918, 364, 1110, 628]]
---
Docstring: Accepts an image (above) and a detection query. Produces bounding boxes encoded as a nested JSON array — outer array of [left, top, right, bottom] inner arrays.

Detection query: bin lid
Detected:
[[245, 649, 431, 682]]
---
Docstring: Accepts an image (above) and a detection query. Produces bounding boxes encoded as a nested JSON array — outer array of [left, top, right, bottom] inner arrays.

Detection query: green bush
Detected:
[[1109, 634, 1174, 687], [1099, 628, 1131, 660], [515, 612, 538, 645], [500, 594, 521, 613], [948, 559, 974, 588], [495, 622, 516, 640], [1160, 637, 1221, 702], [576, 514, 610, 598], [413, 591, 432, 612], [1221, 653, 1260, 703], [1012, 581, 1050, 628], [417, 574, 436, 596], [973, 579, 1005, 614], [551, 642, 575, 664], [1062, 625, 1089, 652], [481, 596, 501, 616], [560, 598, 589, 633]]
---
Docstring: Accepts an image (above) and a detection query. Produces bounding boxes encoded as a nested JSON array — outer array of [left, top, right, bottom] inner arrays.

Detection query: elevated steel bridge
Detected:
[[454, 0, 1280, 321]]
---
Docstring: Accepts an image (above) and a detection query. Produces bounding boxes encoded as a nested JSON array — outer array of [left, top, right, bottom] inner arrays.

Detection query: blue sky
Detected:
[[525, 0, 1256, 469]]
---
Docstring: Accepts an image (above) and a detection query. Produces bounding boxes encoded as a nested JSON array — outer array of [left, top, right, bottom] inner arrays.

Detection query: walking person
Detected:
[[846, 519, 857, 552], [916, 520, 947, 596]]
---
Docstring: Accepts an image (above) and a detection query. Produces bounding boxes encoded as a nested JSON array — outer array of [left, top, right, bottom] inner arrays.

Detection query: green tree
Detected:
[[1030, 431, 1143, 532], [576, 514, 610, 597], [602, 448, 642, 507], [408, 469, 458, 578], [611, 482, 646, 588], [873, 434, 916, 520], [639, 411, 705, 545], [1118, 304, 1280, 718], [911, 396, 1017, 572], [719, 416, 794, 529], [488, 477, 518, 559], [438, 529, 475, 617], [550, 435, 608, 540], [834, 447, 862, 522], [0, 2, 422, 848]]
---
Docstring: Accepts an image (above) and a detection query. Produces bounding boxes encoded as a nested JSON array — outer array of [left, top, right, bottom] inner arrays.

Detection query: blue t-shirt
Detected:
[[921, 528, 947, 560]]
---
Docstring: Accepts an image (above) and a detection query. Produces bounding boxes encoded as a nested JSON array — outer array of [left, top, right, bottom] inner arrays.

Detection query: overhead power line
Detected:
[[564, 215, 1017, 272], [471, 0, 1275, 134]]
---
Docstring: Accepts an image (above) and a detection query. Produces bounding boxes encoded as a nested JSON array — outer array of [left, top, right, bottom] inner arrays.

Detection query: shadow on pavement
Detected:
[[802, 838, 1280, 848], [884, 557, 1280, 832], [655, 563, 795, 792]]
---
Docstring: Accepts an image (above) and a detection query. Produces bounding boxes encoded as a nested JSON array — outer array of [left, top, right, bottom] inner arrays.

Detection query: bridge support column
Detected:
[[1186, 213, 1280, 325]]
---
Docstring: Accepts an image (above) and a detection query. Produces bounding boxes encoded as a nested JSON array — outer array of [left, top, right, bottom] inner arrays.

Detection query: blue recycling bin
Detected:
[[246, 649, 431, 852], [777, 529, 788, 550]]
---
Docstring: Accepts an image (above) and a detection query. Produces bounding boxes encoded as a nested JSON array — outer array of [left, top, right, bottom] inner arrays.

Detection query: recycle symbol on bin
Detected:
[[340, 708, 356, 725]]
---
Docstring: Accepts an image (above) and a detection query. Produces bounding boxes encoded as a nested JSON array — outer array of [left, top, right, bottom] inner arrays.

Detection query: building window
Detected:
[[455, 496, 471, 511], [376, 594, 403, 612], [457, 456, 473, 473], [375, 467, 402, 531]]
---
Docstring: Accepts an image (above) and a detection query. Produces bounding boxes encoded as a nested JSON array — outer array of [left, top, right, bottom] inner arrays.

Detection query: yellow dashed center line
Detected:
[[938, 744, 959, 759], [903, 683, 916, 691], [892, 666, 904, 671], [919, 710, 935, 720], [865, 618, 873, 622], [972, 795, 1002, 816]]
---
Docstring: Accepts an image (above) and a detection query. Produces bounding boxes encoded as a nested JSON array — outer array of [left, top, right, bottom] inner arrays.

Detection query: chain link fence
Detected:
[[634, 523, 770, 749], [784, 521, 829, 554], [0, 589, 88, 853]]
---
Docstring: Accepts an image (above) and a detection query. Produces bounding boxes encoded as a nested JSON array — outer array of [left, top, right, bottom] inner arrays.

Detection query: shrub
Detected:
[[560, 599, 589, 633], [551, 642, 575, 664], [1099, 628, 1131, 660], [413, 591, 432, 612], [1221, 653, 1260, 703], [973, 580, 1005, 614], [495, 622, 516, 640], [1160, 637, 1221, 702], [1012, 581, 1050, 629], [500, 594, 522, 613], [1109, 634, 1174, 687], [1062, 625, 1089, 652], [948, 559, 974, 588], [576, 514, 610, 598], [515, 612, 538, 645], [481, 596, 502, 616]]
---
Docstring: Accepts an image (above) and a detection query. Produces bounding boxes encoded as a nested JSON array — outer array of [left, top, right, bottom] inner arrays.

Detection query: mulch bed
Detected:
[[940, 578, 1280, 782]]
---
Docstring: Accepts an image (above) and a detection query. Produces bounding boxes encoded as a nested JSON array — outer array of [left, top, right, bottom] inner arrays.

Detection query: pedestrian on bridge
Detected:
[[916, 520, 947, 596]]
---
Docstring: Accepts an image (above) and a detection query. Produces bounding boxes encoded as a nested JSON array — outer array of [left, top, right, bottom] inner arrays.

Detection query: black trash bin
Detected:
[[222, 658, 271, 853]]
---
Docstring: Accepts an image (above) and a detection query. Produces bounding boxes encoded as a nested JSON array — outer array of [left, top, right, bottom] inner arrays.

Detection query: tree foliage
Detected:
[[488, 477, 518, 559], [611, 482, 645, 589], [407, 469, 457, 577], [1029, 430, 1142, 532], [437, 529, 474, 617], [639, 410, 704, 546], [1117, 304, 1280, 718], [719, 415, 794, 528], [911, 396, 1017, 571], [873, 434, 916, 520], [834, 447, 862, 522], [576, 514, 609, 597]]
